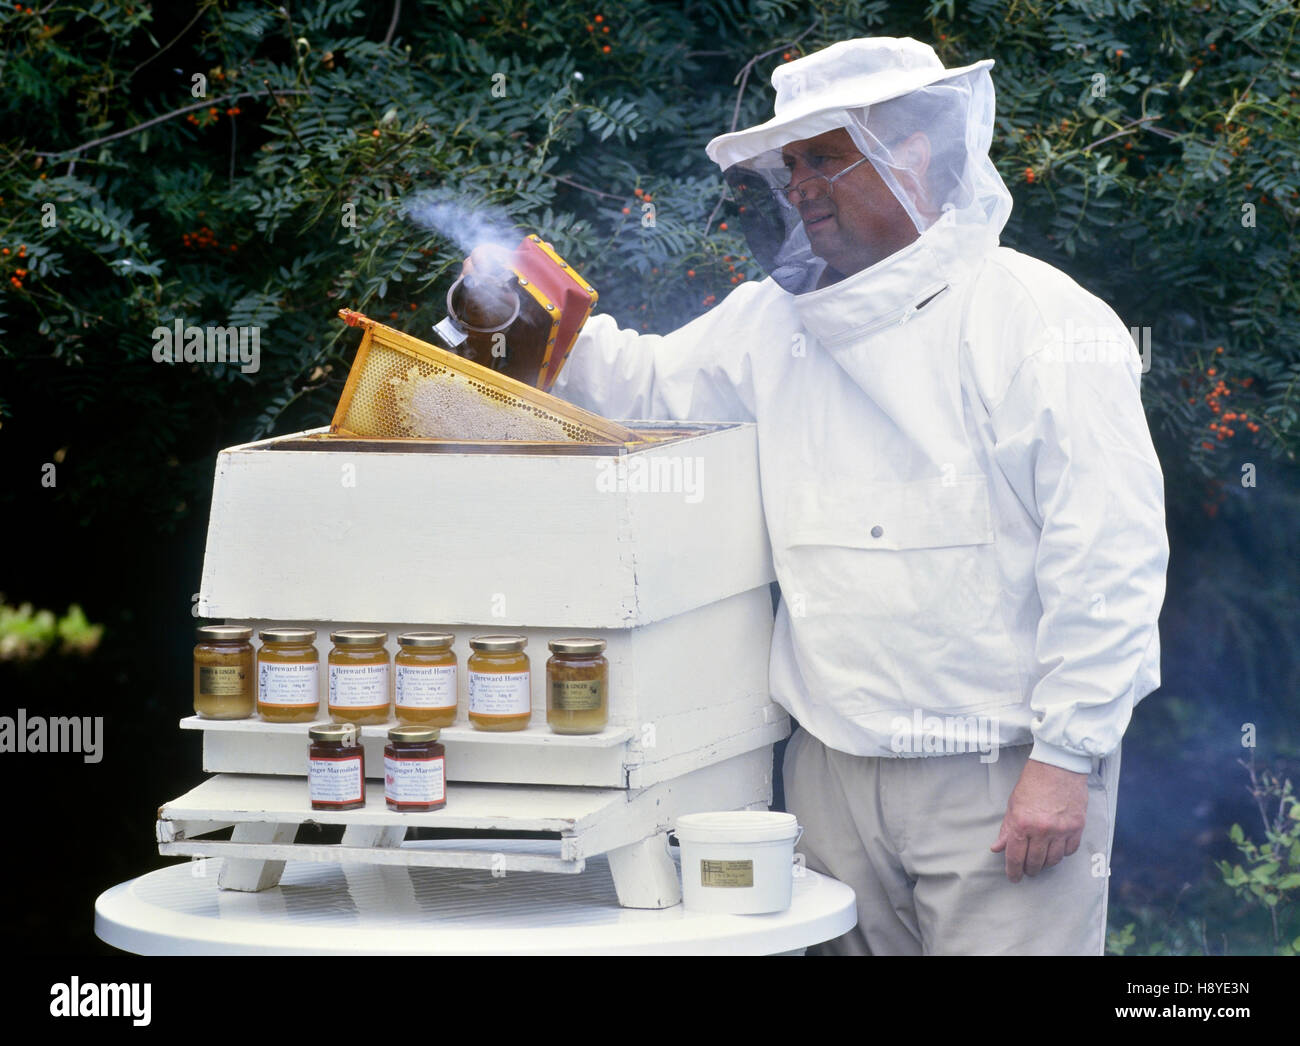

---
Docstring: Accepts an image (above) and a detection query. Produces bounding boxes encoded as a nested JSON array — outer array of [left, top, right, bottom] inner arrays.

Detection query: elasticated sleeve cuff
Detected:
[[1029, 737, 1094, 775]]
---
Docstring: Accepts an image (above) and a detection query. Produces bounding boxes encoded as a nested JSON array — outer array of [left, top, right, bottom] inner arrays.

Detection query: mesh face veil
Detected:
[[721, 67, 1012, 294]]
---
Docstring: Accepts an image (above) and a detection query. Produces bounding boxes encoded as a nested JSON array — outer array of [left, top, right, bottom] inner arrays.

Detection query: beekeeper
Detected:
[[478, 37, 1168, 955]]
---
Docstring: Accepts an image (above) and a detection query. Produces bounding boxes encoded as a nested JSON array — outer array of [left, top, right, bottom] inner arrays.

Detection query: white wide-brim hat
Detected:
[[705, 36, 993, 170]]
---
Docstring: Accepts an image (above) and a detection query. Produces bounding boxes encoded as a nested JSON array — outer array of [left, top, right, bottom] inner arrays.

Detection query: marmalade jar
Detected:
[[467, 635, 531, 732], [257, 627, 320, 723], [547, 638, 608, 735], [384, 724, 447, 812], [395, 632, 458, 728], [308, 722, 365, 811], [328, 630, 391, 726], [193, 625, 255, 719]]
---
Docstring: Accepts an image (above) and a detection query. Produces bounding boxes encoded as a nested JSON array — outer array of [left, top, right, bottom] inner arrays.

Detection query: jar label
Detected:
[[396, 664, 457, 710], [551, 678, 603, 712], [259, 661, 319, 707], [308, 755, 364, 805], [385, 755, 446, 805], [700, 859, 754, 889], [199, 665, 246, 697], [468, 670, 531, 716], [329, 663, 390, 709]]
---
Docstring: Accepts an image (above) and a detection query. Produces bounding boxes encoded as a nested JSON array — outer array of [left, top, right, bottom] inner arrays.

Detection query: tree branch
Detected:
[[383, 0, 402, 47], [35, 88, 308, 158], [545, 173, 624, 201], [727, 22, 819, 135], [263, 80, 310, 154], [707, 23, 819, 232], [122, 2, 213, 85]]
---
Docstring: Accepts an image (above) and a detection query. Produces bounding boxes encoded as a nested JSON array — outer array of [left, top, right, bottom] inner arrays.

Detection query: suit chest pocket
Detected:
[[781, 475, 1004, 630]]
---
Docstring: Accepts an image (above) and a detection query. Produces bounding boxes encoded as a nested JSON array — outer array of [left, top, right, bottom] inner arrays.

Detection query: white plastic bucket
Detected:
[[675, 811, 802, 915]]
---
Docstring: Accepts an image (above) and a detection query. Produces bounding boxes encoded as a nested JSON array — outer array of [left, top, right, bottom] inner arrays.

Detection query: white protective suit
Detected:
[[553, 39, 1168, 775]]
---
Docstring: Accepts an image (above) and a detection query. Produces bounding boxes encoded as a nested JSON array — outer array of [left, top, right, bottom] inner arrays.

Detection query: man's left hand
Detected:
[[990, 758, 1088, 882]]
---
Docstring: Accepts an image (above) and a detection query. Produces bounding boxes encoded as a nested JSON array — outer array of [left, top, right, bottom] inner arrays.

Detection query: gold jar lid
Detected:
[[397, 632, 455, 649], [548, 638, 607, 656], [196, 625, 253, 642], [388, 724, 440, 743], [470, 634, 527, 653], [309, 723, 360, 743], [260, 627, 317, 644], [330, 630, 388, 646]]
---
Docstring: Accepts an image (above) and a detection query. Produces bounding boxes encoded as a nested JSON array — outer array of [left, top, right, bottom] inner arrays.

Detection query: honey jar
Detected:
[[395, 632, 458, 728], [467, 634, 531, 732], [547, 638, 608, 734], [384, 725, 447, 812], [193, 625, 255, 719], [257, 627, 320, 723], [328, 630, 391, 726], [308, 722, 365, 811]]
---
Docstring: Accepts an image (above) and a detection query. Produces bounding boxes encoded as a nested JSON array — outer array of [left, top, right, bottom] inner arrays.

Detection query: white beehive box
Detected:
[[199, 422, 771, 628], [168, 422, 789, 906], [193, 422, 785, 789]]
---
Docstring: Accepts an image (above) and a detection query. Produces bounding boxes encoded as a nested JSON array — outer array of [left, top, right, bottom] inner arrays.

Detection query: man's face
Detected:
[[781, 128, 920, 279]]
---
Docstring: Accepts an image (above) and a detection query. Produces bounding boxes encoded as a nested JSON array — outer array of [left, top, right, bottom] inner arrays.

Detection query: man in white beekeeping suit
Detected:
[[479, 37, 1169, 954]]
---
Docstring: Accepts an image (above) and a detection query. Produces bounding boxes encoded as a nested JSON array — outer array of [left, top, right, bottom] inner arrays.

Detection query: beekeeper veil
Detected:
[[706, 38, 1013, 294]]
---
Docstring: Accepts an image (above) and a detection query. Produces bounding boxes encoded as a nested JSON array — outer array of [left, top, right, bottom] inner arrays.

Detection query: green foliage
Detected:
[[955, 0, 1300, 480], [0, 0, 1295, 530], [1106, 921, 1138, 955], [1217, 761, 1300, 954], [0, 600, 103, 661]]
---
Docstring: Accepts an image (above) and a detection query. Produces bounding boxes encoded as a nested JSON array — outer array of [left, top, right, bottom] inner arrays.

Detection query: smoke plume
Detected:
[[402, 190, 520, 258]]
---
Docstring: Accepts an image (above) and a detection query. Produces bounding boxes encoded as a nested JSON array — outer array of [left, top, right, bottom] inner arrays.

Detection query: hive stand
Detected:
[[159, 422, 788, 908]]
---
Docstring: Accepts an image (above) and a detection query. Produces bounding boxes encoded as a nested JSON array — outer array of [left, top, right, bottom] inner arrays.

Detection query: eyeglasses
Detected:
[[780, 155, 871, 203]]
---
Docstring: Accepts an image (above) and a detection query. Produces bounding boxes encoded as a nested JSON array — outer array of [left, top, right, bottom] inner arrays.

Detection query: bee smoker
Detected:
[[432, 235, 598, 391]]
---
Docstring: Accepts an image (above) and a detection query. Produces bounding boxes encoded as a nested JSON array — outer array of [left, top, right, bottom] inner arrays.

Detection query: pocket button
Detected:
[[870, 525, 884, 539]]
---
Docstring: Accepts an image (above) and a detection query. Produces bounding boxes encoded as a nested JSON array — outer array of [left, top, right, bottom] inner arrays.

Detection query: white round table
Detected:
[[95, 839, 857, 955]]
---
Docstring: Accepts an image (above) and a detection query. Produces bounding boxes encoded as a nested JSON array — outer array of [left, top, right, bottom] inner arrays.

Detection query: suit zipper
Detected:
[[822, 281, 952, 346]]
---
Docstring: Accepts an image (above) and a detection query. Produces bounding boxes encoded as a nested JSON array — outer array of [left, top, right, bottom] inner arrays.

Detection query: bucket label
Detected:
[[700, 859, 754, 888]]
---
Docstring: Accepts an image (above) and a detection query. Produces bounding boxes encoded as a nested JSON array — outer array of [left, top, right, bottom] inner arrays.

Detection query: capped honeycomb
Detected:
[[330, 310, 636, 444]]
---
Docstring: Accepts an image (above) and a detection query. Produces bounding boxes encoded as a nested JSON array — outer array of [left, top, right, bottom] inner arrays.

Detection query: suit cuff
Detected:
[[1029, 737, 1094, 775]]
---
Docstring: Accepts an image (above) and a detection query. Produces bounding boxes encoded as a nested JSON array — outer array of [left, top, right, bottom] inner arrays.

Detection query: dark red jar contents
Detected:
[[308, 723, 365, 811]]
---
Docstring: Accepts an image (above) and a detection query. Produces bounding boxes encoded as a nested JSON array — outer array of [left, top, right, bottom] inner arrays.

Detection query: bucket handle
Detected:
[[791, 825, 806, 877], [669, 822, 804, 849]]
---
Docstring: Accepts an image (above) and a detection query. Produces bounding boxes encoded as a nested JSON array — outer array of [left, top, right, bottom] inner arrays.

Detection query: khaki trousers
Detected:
[[783, 727, 1121, 955]]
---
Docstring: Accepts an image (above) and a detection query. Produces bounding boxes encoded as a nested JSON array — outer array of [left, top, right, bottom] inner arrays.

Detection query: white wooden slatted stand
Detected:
[[160, 421, 789, 910]]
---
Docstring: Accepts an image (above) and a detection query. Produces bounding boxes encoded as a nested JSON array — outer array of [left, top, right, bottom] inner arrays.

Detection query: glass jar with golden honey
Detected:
[[547, 638, 608, 735], [328, 630, 391, 726], [395, 632, 458, 728], [193, 625, 255, 719], [257, 627, 320, 723], [467, 635, 531, 732]]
